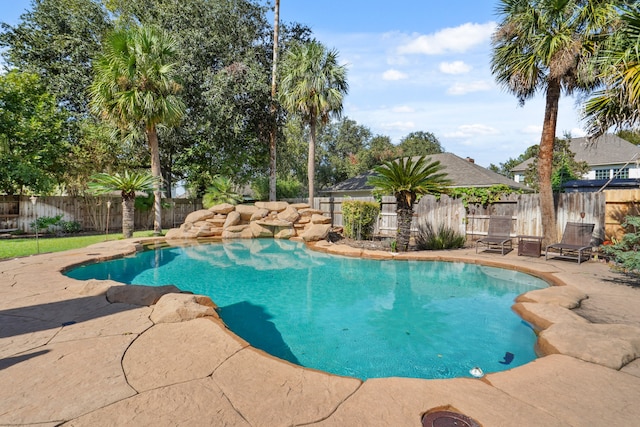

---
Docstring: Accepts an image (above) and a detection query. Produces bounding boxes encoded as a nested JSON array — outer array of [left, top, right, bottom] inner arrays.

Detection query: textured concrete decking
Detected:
[[1, 238, 639, 426]]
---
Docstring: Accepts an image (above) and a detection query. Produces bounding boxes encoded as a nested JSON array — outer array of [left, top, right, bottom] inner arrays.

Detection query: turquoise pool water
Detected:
[[66, 239, 547, 380]]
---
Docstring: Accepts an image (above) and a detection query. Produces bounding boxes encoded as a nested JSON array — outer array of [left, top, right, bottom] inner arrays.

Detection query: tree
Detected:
[[0, 0, 112, 118], [491, 0, 623, 245], [397, 131, 444, 157], [279, 39, 349, 207], [202, 176, 243, 208], [269, 0, 281, 201], [0, 71, 69, 195], [367, 156, 451, 252], [88, 171, 159, 238], [90, 24, 185, 236], [584, 6, 640, 135]]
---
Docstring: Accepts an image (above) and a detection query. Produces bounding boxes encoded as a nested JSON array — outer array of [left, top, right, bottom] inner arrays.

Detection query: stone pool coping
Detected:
[[1, 237, 639, 426]]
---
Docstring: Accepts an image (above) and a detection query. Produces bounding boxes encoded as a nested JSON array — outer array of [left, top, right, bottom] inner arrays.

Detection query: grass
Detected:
[[0, 231, 160, 260]]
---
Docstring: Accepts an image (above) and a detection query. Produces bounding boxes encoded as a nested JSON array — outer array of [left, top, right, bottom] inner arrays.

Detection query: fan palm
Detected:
[[90, 24, 185, 236], [279, 40, 348, 207], [367, 156, 450, 252], [202, 175, 243, 208], [584, 7, 640, 134], [88, 171, 160, 238], [491, 0, 622, 244]]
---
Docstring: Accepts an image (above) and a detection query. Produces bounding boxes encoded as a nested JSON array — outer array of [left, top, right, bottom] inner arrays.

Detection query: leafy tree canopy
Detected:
[[0, 71, 70, 195], [397, 131, 444, 157]]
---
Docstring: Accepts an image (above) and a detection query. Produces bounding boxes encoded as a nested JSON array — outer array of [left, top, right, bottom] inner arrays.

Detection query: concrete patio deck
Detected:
[[1, 238, 639, 426]]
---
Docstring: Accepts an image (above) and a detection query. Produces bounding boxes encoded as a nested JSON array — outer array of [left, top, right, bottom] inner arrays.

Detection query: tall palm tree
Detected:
[[584, 6, 640, 134], [491, 0, 622, 244], [269, 0, 280, 202], [88, 171, 160, 239], [367, 156, 451, 252], [279, 40, 348, 207], [90, 24, 185, 236]]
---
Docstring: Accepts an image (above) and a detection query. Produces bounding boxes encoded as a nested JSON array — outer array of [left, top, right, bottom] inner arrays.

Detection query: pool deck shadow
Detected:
[[1, 238, 640, 426]]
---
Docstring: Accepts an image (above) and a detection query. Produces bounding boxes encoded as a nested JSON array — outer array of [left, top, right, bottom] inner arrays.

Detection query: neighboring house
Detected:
[[323, 152, 530, 198], [511, 134, 640, 185]]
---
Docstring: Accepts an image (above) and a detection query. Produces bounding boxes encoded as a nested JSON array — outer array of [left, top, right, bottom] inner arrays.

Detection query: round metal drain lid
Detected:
[[422, 410, 481, 427]]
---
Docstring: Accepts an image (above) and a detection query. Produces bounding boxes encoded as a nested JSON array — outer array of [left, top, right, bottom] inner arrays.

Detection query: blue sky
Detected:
[[2, 0, 587, 167]]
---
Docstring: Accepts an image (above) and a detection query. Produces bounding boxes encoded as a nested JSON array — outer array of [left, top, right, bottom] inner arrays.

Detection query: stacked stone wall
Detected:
[[165, 201, 332, 242]]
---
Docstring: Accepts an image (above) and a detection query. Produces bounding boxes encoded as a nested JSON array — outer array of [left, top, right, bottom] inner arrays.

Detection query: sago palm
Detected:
[[279, 40, 348, 207], [491, 0, 622, 244], [584, 6, 640, 135], [367, 156, 450, 252], [90, 24, 185, 236], [88, 171, 160, 238]]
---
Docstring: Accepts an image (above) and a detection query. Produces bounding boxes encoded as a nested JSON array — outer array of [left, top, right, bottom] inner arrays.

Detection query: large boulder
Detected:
[[250, 221, 274, 238], [300, 224, 330, 242], [235, 204, 258, 221], [250, 208, 270, 221], [184, 210, 214, 224], [222, 224, 253, 239], [255, 201, 289, 212], [278, 206, 300, 223], [311, 214, 331, 224], [209, 203, 236, 214], [223, 211, 241, 228], [149, 293, 217, 324]]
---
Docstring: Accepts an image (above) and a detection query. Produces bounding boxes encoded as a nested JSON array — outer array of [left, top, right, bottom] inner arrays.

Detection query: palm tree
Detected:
[[269, 0, 281, 202], [90, 24, 185, 236], [88, 171, 160, 239], [491, 0, 621, 245], [367, 156, 451, 252], [584, 7, 640, 135], [202, 175, 243, 208], [279, 40, 348, 207]]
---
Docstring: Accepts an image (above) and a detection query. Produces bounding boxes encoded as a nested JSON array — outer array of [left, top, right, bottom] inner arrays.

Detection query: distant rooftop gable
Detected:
[[511, 134, 640, 172], [324, 153, 530, 195]]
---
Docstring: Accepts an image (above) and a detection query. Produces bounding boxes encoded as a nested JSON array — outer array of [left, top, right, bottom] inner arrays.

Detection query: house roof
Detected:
[[324, 153, 530, 194], [511, 134, 640, 172]]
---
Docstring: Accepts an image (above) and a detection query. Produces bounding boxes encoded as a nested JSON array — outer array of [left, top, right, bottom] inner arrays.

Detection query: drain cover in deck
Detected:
[[422, 410, 481, 427]]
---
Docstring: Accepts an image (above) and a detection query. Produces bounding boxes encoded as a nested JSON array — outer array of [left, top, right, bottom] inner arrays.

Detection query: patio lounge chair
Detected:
[[545, 222, 595, 264], [475, 215, 513, 255]]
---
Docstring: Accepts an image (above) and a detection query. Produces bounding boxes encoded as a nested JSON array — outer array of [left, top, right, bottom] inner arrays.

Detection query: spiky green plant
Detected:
[[202, 176, 243, 208], [88, 171, 160, 238]]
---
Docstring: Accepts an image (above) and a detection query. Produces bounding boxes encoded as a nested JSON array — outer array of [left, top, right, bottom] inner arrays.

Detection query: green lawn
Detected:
[[0, 231, 159, 260]]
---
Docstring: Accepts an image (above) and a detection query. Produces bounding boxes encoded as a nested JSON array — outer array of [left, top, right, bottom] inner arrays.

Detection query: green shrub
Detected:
[[415, 221, 465, 250], [30, 215, 63, 233], [251, 176, 303, 200], [342, 200, 380, 240], [601, 215, 640, 277], [59, 220, 82, 234]]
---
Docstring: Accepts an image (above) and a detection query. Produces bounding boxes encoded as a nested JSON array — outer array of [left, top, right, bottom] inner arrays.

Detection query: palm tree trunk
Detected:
[[308, 118, 316, 207], [148, 126, 163, 235], [122, 194, 135, 239], [538, 78, 561, 246], [396, 207, 413, 252], [268, 0, 280, 202]]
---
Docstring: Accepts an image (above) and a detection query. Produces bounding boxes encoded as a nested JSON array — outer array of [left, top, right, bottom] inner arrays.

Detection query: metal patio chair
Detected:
[[475, 215, 513, 255], [545, 222, 595, 264]]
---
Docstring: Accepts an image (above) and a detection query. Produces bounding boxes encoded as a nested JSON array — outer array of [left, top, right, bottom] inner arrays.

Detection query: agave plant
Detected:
[[88, 171, 160, 238]]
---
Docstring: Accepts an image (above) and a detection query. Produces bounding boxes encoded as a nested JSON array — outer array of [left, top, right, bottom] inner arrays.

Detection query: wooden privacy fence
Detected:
[[0, 196, 202, 234], [1, 190, 627, 241], [314, 192, 609, 243]]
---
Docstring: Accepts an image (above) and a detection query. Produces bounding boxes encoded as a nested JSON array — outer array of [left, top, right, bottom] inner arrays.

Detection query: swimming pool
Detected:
[[66, 239, 548, 380]]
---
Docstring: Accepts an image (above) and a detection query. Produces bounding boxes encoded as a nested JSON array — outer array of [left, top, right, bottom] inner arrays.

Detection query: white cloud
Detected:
[[382, 69, 408, 81], [380, 121, 415, 132], [397, 22, 496, 55], [569, 127, 587, 137], [444, 124, 499, 138], [447, 80, 492, 95], [439, 61, 471, 75], [392, 105, 415, 113]]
